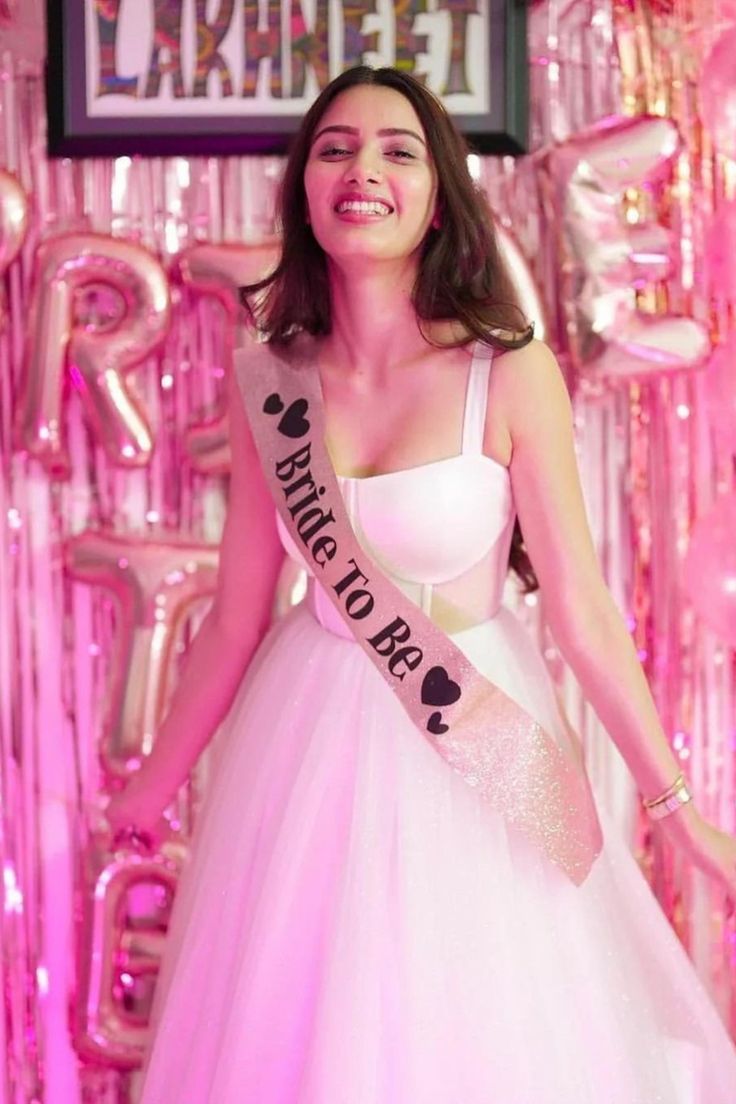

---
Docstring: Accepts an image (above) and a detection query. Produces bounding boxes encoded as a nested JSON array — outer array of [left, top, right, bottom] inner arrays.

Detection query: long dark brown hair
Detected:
[[240, 65, 538, 593]]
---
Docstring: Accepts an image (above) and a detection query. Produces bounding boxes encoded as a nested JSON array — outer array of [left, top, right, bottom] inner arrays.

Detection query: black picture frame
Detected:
[[46, 0, 528, 158]]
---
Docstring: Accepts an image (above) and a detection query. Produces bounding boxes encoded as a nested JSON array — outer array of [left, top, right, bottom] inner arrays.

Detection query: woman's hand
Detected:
[[97, 772, 174, 848], [656, 803, 736, 902]]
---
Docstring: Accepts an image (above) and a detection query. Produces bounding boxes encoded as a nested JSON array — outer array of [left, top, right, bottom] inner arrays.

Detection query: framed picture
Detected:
[[46, 0, 528, 158]]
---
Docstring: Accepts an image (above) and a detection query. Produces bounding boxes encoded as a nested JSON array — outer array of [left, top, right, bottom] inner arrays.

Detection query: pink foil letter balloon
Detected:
[[541, 115, 710, 382], [171, 240, 278, 474], [75, 836, 187, 1068], [495, 221, 548, 343], [15, 232, 171, 477], [67, 530, 219, 1064], [0, 169, 28, 326], [65, 529, 219, 779]]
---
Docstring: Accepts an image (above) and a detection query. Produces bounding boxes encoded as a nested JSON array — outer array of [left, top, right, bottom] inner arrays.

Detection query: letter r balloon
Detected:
[[15, 232, 171, 478]]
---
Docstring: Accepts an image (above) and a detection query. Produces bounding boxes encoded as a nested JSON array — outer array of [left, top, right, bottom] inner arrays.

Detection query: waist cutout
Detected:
[[305, 576, 504, 640]]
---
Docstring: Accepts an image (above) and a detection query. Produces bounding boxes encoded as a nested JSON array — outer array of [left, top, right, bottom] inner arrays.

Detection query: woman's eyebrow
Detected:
[[380, 127, 426, 145], [311, 124, 426, 146]]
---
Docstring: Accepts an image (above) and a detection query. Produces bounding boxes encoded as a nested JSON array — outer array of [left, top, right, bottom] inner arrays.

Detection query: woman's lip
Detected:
[[333, 208, 393, 222], [334, 197, 393, 211]]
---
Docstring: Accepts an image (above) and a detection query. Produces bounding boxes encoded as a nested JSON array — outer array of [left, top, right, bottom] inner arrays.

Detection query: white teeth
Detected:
[[336, 200, 391, 215]]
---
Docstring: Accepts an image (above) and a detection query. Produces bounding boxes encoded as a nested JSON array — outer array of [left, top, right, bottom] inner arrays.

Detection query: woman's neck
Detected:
[[320, 258, 436, 382]]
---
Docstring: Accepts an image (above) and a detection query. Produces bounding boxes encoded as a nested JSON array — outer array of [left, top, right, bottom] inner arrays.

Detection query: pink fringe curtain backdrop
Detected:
[[0, 1, 734, 1100]]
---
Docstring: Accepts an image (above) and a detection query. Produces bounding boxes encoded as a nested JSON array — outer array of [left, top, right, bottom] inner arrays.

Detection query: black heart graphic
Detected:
[[427, 711, 449, 736], [277, 398, 310, 439], [421, 666, 461, 708], [263, 392, 284, 415]]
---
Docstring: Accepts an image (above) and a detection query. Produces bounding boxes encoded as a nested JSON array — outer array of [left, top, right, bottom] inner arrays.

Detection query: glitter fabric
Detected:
[[235, 335, 604, 887]]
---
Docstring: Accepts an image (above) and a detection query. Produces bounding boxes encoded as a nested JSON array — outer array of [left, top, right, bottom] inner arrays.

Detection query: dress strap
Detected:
[[461, 340, 494, 455]]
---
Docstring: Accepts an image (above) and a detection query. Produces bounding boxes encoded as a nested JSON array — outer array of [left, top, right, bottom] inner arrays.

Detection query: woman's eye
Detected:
[[316, 145, 417, 160]]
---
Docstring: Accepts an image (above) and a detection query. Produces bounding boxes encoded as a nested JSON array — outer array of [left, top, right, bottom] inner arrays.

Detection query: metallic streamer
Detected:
[[0, 2, 734, 1099]]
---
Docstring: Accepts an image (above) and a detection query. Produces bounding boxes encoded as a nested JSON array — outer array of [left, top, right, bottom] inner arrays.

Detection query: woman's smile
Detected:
[[304, 84, 437, 264], [333, 192, 395, 223]]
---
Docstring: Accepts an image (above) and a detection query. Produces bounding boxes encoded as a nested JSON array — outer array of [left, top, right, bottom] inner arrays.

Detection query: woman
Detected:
[[107, 66, 736, 1101]]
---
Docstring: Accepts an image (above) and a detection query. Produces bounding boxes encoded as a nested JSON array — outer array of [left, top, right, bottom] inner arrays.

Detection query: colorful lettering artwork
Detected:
[[89, 0, 490, 111]]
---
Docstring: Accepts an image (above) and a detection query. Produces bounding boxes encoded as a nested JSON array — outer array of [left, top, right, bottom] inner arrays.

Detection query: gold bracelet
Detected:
[[643, 774, 693, 821], [643, 772, 685, 809]]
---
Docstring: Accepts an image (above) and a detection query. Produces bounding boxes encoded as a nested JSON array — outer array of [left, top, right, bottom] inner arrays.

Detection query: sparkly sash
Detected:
[[234, 335, 603, 886]]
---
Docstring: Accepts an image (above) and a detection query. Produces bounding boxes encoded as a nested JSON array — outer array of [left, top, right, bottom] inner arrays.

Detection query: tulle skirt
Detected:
[[137, 599, 736, 1103]]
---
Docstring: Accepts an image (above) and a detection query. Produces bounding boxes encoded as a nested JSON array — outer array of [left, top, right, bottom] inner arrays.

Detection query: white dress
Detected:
[[137, 342, 736, 1102]]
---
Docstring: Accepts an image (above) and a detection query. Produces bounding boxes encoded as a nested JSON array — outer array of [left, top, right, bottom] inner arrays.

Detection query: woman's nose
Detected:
[[343, 147, 382, 185]]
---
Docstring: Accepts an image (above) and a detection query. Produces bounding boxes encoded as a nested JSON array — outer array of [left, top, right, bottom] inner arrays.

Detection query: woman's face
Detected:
[[303, 85, 438, 269]]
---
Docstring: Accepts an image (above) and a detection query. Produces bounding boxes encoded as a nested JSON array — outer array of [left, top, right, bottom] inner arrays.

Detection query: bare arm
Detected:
[[495, 340, 680, 801], [109, 362, 285, 819], [491, 338, 735, 879]]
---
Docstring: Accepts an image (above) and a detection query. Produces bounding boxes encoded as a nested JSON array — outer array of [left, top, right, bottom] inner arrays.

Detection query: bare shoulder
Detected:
[[492, 337, 566, 391], [491, 338, 573, 438]]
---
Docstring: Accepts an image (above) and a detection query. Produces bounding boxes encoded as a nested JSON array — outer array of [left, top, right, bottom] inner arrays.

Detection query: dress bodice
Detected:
[[276, 341, 517, 636]]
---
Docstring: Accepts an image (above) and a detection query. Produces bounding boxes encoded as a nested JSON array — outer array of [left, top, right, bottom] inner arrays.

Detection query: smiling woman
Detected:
[[241, 65, 532, 353], [241, 64, 539, 591], [114, 65, 736, 1104]]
